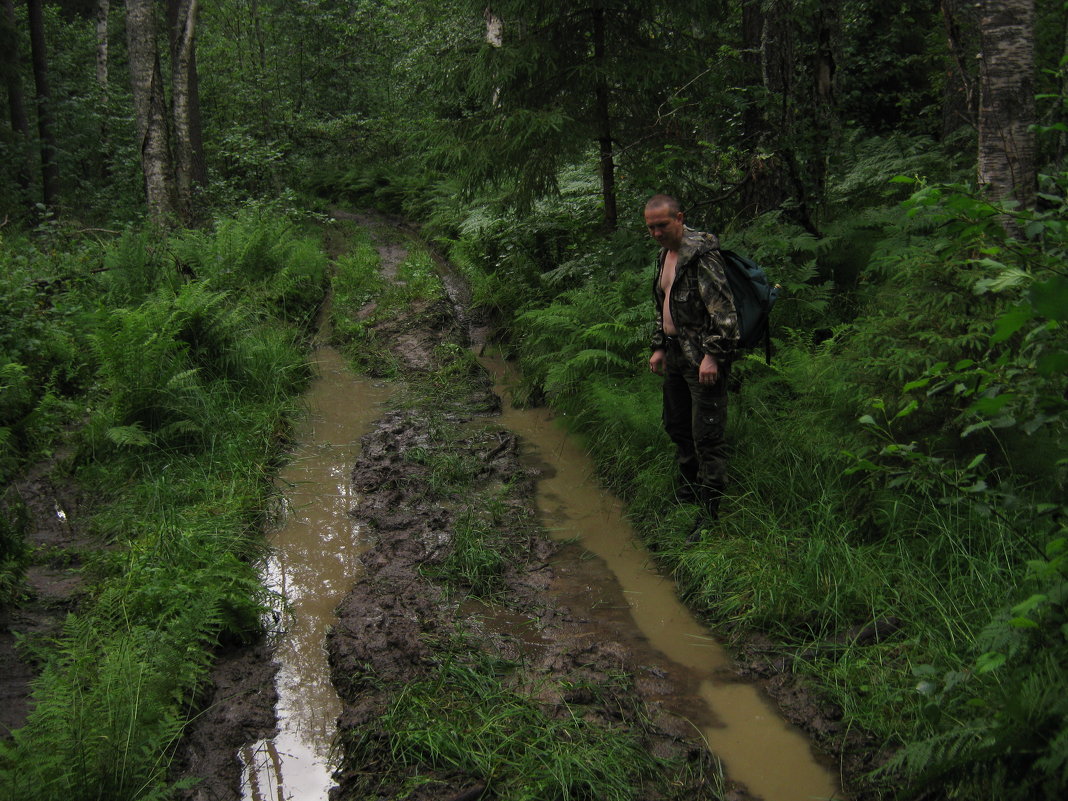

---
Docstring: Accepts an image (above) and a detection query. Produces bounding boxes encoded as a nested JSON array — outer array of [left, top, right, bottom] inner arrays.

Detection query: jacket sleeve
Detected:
[[697, 250, 739, 359]]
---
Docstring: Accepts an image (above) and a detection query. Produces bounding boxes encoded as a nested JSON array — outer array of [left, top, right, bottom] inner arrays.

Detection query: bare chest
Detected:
[[659, 252, 679, 296]]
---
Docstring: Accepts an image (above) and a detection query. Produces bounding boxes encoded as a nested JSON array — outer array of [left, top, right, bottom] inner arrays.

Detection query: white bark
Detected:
[[977, 0, 1036, 211], [169, 0, 199, 215], [125, 0, 176, 222]]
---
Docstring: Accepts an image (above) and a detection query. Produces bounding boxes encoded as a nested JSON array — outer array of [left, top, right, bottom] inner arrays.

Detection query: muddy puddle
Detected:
[[239, 345, 390, 801], [240, 211, 842, 801], [482, 352, 843, 801]]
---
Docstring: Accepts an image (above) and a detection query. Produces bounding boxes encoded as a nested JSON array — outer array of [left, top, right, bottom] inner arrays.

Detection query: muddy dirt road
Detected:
[[2, 211, 867, 801], [305, 212, 851, 800]]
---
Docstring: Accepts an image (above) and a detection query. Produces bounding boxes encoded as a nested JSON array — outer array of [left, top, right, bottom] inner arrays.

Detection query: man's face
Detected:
[[644, 204, 685, 250]]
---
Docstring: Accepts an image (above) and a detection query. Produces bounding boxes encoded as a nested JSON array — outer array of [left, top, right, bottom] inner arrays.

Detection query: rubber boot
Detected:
[[674, 478, 698, 505], [686, 492, 720, 544]]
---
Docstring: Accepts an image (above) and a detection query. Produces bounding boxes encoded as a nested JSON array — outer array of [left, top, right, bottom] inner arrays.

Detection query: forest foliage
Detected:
[[1, 1, 1067, 800]]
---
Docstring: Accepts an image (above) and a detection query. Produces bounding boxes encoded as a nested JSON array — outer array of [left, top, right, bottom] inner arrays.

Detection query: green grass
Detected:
[[340, 639, 720, 801]]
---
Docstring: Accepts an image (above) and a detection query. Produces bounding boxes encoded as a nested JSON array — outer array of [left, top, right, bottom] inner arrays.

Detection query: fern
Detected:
[[515, 270, 649, 399], [543, 348, 634, 398], [105, 424, 152, 448]]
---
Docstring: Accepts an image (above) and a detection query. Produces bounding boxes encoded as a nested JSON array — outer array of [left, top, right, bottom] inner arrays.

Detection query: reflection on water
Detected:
[[483, 351, 844, 801], [240, 346, 391, 801]]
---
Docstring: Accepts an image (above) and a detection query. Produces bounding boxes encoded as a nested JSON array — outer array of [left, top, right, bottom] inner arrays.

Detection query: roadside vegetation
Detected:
[[0, 205, 327, 800], [396, 170, 1068, 799]]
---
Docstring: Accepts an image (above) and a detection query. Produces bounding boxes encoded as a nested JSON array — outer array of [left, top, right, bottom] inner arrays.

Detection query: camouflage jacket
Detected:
[[650, 227, 739, 367]]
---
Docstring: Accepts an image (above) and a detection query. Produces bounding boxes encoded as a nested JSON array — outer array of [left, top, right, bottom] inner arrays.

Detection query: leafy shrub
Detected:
[[0, 235, 97, 475], [845, 179, 1068, 797], [0, 615, 213, 801], [714, 210, 836, 335], [0, 485, 29, 607], [100, 227, 182, 305]]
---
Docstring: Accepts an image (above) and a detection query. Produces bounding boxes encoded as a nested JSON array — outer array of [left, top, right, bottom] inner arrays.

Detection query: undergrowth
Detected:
[[428, 168, 1068, 800], [0, 201, 325, 800]]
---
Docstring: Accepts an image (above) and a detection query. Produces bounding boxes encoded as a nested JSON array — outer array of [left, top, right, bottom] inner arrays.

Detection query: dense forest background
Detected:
[[1, 1, 1066, 799]]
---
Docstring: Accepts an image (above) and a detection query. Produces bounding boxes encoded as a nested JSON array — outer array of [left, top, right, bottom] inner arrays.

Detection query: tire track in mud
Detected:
[[322, 211, 734, 801], [176, 210, 859, 801]]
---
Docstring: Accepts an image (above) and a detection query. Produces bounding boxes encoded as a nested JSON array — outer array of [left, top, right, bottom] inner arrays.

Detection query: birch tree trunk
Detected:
[[125, 0, 176, 222], [27, 0, 59, 210], [977, 0, 1036, 212], [167, 0, 204, 218]]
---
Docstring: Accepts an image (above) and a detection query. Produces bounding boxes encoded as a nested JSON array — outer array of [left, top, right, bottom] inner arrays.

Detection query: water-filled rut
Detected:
[[240, 346, 391, 801], [238, 214, 844, 801], [484, 352, 842, 801]]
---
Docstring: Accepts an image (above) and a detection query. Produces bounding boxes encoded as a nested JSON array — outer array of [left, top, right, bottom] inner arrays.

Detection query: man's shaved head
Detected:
[[645, 194, 681, 216]]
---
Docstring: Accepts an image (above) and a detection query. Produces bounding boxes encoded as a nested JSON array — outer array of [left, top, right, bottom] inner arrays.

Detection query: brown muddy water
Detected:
[[239, 345, 391, 801], [238, 338, 841, 801], [482, 352, 843, 801]]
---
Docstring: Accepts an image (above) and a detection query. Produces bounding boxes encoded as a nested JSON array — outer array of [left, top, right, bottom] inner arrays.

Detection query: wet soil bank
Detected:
[[0, 454, 88, 736]]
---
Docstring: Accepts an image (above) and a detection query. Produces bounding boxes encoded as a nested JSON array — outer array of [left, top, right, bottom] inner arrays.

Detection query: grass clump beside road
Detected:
[[343, 641, 713, 801], [330, 220, 451, 378]]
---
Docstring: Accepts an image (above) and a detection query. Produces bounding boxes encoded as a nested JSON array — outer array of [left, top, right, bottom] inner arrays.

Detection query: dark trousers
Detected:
[[662, 342, 730, 514]]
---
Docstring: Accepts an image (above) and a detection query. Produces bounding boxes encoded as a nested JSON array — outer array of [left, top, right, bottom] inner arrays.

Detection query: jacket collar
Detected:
[[666, 226, 719, 266]]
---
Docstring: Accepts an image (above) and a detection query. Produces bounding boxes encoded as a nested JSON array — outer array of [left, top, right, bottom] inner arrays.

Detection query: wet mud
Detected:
[[326, 407, 726, 800], [0, 453, 89, 736]]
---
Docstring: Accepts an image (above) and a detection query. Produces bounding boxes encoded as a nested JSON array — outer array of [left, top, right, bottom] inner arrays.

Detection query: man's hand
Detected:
[[699, 353, 719, 384], [649, 349, 666, 375]]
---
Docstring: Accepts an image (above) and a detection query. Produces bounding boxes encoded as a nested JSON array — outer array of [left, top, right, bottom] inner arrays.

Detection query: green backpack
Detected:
[[721, 249, 779, 363]]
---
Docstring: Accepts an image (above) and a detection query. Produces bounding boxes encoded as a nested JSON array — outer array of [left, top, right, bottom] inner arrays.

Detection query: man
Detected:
[[645, 194, 738, 541]]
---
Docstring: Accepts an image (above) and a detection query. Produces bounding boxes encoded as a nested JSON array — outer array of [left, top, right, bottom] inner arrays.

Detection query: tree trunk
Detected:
[[1, 0, 33, 207], [977, 0, 1036, 213], [27, 0, 59, 210], [940, 0, 978, 138], [591, 3, 617, 230], [167, 0, 204, 219], [485, 7, 502, 106], [739, 0, 788, 216], [125, 0, 177, 222], [758, 0, 819, 234], [95, 0, 111, 181], [95, 0, 109, 88]]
